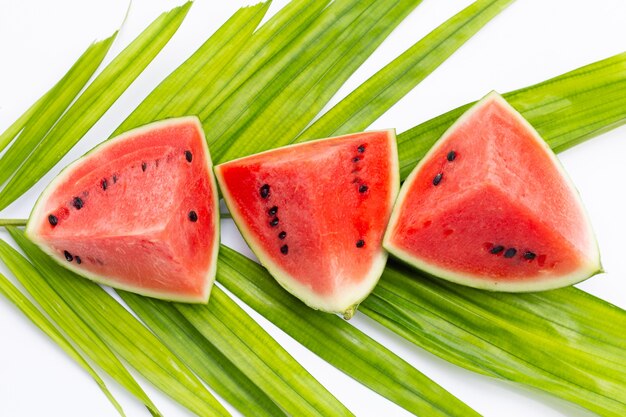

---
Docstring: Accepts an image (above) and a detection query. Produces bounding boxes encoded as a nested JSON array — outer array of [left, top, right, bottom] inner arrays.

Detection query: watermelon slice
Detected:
[[26, 117, 219, 303], [384, 92, 601, 291], [215, 131, 399, 317]]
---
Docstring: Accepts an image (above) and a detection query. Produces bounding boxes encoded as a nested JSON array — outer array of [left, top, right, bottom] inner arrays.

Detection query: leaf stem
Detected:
[[0, 219, 27, 227]]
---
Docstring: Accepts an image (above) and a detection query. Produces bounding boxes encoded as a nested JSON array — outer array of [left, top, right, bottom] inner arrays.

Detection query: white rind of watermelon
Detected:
[[26, 117, 220, 303], [216, 130, 399, 317], [384, 92, 601, 292]]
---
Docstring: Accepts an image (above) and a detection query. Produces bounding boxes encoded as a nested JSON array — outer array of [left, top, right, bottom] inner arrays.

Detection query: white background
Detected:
[[0, 1, 625, 416]]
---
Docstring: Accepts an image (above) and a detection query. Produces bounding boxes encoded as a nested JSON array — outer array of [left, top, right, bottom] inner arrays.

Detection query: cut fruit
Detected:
[[215, 131, 399, 317], [384, 92, 601, 291], [26, 117, 219, 303]]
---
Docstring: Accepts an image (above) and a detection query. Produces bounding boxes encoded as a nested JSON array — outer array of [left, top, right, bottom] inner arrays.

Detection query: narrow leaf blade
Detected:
[[0, 35, 117, 186], [117, 0, 330, 136], [10, 228, 231, 417], [115, 1, 271, 134], [0, 236, 160, 416], [210, 0, 423, 162], [0, 2, 192, 210], [397, 51, 626, 178], [0, 89, 50, 153], [119, 290, 287, 417], [360, 262, 626, 417], [297, 0, 515, 141], [0, 269, 124, 416], [218, 245, 480, 417], [176, 286, 354, 417]]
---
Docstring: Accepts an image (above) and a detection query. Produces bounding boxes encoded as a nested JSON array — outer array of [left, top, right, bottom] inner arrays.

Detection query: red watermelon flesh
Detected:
[[384, 92, 601, 291], [26, 117, 219, 302], [215, 130, 399, 317]]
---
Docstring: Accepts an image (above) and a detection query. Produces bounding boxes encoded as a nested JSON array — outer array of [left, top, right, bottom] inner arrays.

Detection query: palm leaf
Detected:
[[11, 226, 352, 416], [0, 271, 124, 416], [114, 0, 272, 134], [1, 1, 625, 416], [118, 291, 287, 417], [191, 0, 333, 129], [0, 36, 117, 186], [361, 262, 626, 417], [397, 51, 626, 178], [347, 52, 626, 416], [175, 288, 353, 417], [0, 1, 431, 415], [0, 94, 45, 153], [0, 239, 161, 416], [296, 0, 515, 141], [112, 0, 336, 136], [0, 2, 192, 210], [209, 0, 424, 162], [217, 245, 479, 417], [208, 36, 626, 417], [8, 227, 231, 417]]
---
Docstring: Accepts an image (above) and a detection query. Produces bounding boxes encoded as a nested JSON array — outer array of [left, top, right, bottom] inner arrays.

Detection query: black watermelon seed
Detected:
[[352, 157, 360, 163], [64, 250, 73, 262], [101, 178, 108, 190], [141, 162, 147, 172], [75, 256, 82, 265], [278, 231, 287, 239], [48, 214, 58, 226], [260, 184, 270, 199], [359, 184, 369, 193], [188, 211, 198, 222], [433, 173, 443, 186], [185, 150, 193, 162], [357, 145, 365, 153], [356, 239, 365, 248], [270, 217, 279, 227], [268, 206, 278, 216], [447, 151, 457, 162], [504, 248, 517, 258], [112, 175, 118, 184], [72, 197, 84, 210], [490, 245, 504, 254], [523, 251, 536, 260], [280, 244, 289, 255]]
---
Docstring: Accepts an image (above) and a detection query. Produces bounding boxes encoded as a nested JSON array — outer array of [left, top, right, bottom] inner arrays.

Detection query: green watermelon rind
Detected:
[[215, 130, 400, 317], [26, 116, 220, 303], [383, 92, 602, 292]]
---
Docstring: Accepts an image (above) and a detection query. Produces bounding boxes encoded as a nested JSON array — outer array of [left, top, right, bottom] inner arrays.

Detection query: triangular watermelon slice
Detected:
[[27, 117, 220, 302], [215, 131, 399, 317], [384, 92, 601, 291]]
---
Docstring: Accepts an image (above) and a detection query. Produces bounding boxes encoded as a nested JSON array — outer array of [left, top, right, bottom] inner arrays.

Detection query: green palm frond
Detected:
[[114, 0, 272, 134], [118, 291, 287, 417], [397, 51, 626, 178], [0, 239, 161, 416], [217, 245, 479, 417], [0, 2, 192, 210], [361, 262, 626, 417], [0, 36, 117, 186], [8, 227, 231, 417], [175, 288, 353, 417], [208, 0, 424, 162], [297, 0, 515, 140], [0, 1, 625, 417], [0, 270, 125, 416]]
